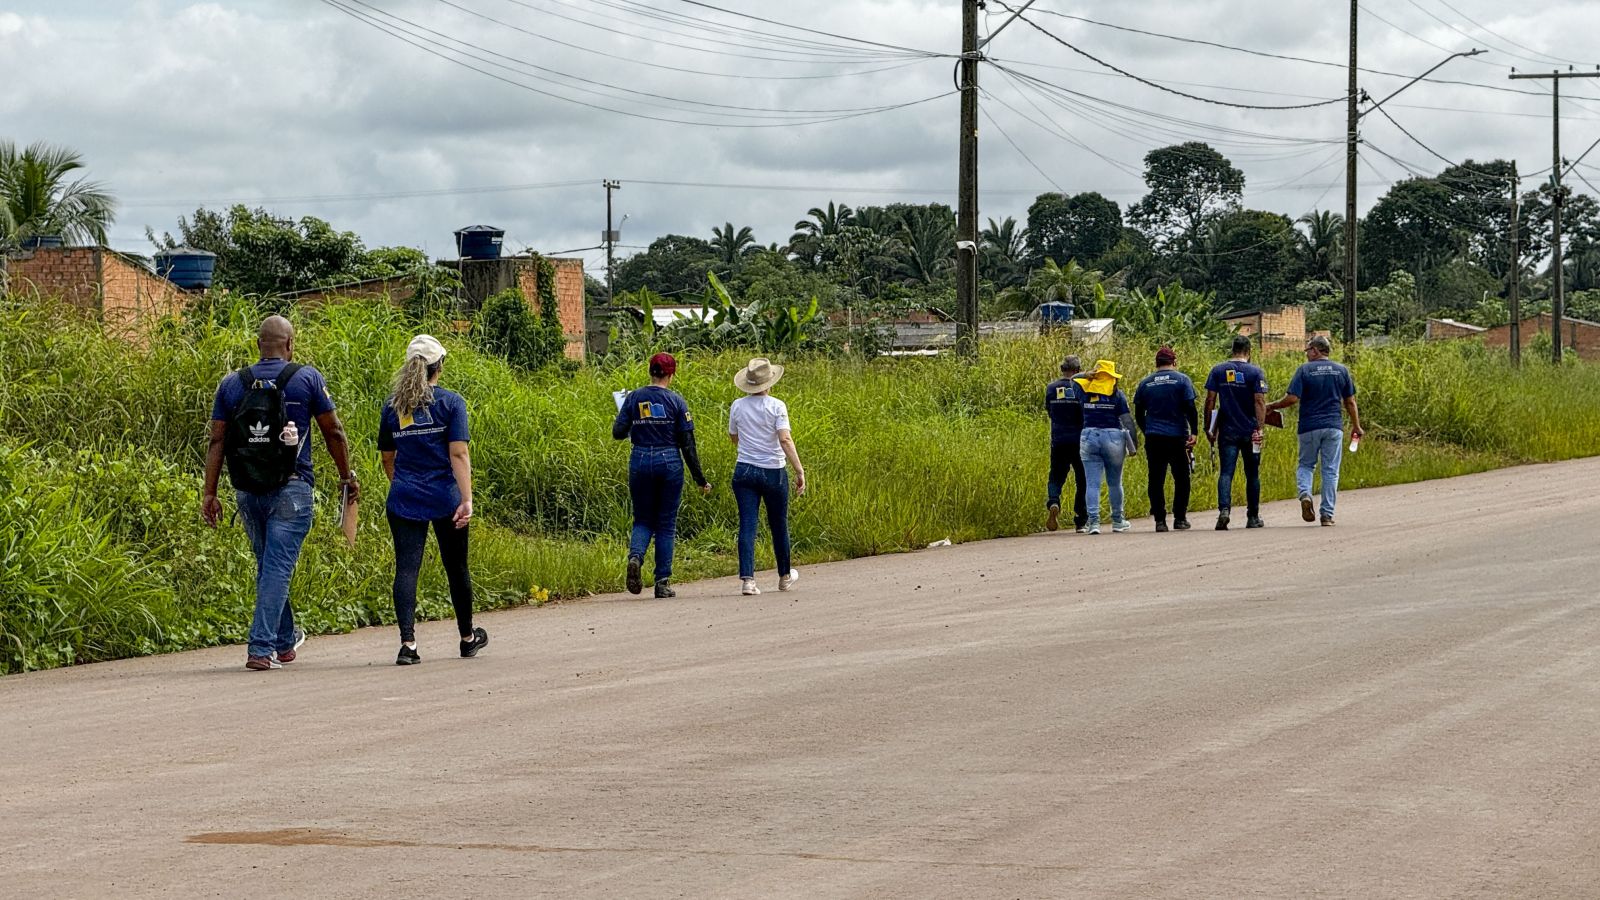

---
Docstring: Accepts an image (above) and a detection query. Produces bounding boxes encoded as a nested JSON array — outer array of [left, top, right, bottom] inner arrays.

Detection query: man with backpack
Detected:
[[201, 316, 358, 671]]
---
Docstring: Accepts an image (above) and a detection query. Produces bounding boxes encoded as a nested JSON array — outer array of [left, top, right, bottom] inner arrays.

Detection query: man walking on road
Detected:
[[1204, 335, 1269, 530], [1267, 335, 1363, 526], [1044, 355, 1088, 533], [1133, 347, 1198, 532], [201, 316, 359, 670]]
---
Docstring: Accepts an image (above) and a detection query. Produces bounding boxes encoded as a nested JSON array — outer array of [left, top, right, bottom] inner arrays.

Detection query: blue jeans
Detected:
[[628, 446, 685, 582], [1079, 427, 1127, 526], [732, 462, 791, 580], [237, 479, 314, 658], [1217, 437, 1261, 516], [1297, 427, 1344, 519]]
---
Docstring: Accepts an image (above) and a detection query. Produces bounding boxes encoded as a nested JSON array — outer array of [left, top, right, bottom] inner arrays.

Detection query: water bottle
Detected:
[[280, 419, 300, 446], [1251, 430, 1263, 455], [1349, 435, 1361, 454]]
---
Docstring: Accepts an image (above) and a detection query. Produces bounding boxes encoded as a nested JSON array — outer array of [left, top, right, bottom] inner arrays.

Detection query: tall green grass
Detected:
[[0, 295, 1597, 673]]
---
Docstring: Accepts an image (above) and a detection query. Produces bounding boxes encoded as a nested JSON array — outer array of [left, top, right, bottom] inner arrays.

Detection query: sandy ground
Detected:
[[3, 459, 1599, 899]]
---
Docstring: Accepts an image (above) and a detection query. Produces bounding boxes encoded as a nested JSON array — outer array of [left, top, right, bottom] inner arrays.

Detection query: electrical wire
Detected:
[[993, 3, 1349, 111], [591, 0, 938, 59], [1368, 105, 1555, 181], [661, 0, 944, 58], [1426, 0, 1596, 67], [320, 0, 955, 128], [977, 95, 1064, 191], [429, 0, 926, 80]]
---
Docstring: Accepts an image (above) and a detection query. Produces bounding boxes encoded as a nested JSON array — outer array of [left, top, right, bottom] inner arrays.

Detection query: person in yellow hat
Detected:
[[1071, 359, 1138, 533]]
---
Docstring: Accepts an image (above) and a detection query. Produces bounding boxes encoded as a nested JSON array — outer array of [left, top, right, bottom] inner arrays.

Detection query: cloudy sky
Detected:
[[7, 0, 1600, 273]]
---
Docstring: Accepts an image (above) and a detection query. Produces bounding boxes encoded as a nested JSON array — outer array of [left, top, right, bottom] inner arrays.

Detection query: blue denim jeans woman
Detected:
[[628, 446, 686, 583], [733, 462, 792, 581], [1079, 427, 1129, 533]]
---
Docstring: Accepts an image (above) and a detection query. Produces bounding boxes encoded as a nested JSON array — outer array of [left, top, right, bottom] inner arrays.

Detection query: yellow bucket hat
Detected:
[[1076, 359, 1121, 396]]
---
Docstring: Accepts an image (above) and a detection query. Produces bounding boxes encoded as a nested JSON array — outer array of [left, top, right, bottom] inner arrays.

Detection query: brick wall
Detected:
[[286, 276, 419, 311], [99, 252, 185, 332], [1425, 318, 1486, 340], [1480, 313, 1600, 361], [4, 247, 103, 311], [515, 258, 587, 361], [1223, 305, 1306, 355]]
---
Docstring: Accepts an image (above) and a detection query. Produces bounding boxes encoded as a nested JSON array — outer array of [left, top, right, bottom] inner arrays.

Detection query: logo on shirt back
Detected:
[[1226, 369, 1238, 383], [1056, 386, 1068, 399]]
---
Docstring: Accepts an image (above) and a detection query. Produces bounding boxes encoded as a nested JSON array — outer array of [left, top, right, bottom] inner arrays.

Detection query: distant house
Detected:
[[2, 246, 186, 332], [1427, 312, 1600, 361], [1220, 305, 1306, 354]]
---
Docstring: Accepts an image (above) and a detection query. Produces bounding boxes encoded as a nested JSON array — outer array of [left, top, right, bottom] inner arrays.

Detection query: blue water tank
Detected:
[[1037, 300, 1075, 323], [155, 247, 218, 290], [20, 234, 64, 250], [455, 225, 505, 260]]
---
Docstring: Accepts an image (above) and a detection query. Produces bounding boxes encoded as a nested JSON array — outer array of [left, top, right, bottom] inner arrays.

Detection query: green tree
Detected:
[[473, 286, 564, 371], [613, 234, 718, 298], [1361, 178, 1462, 293], [788, 201, 853, 268], [1096, 280, 1230, 343], [994, 258, 1103, 317], [1296, 210, 1344, 287], [1128, 142, 1244, 251], [710, 222, 757, 270], [1025, 191, 1123, 267], [889, 204, 956, 287], [0, 141, 116, 248], [1201, 209, 1302, 311], [980, 216, 1029, 290]]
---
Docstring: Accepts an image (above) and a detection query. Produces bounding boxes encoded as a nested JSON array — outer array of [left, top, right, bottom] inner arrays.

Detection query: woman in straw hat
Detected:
[[379, 335, 487, 666], [1072, 358, 1139, 534], [612, 352, 711, 599], [729, 357, 806, 596]]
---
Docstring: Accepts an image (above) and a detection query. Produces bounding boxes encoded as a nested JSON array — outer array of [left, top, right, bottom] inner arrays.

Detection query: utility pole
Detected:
[[1509, 165, 1521, 366], [955, 0, 980, 359], [1509, 70, 1600, 363], [603, 179, 621, 302], [1343, 0, 1359, 354]]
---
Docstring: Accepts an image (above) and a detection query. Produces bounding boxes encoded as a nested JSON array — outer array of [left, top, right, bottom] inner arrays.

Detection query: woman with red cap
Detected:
[[612, 352, 711, 598]]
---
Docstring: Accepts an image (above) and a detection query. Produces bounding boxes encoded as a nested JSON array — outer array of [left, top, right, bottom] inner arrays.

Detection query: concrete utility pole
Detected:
[[1509, 165, 1522, 366], [955, 0, 980, 359], [1343, 0, 1359, 354], [1509, 70, 1600, 363], [603, 179, 621, 301]]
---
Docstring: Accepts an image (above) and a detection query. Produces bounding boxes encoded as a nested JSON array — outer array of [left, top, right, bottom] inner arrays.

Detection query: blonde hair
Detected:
[[391, 355, 439, 417]]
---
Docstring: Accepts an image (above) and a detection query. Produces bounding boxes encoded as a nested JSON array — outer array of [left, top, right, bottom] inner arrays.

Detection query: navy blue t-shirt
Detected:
[[614, 385, 694, 448], [1044, 377, 1084, 444], [211, 358, 335, 486], [1288, 359, 1356, 434], [379, 387, 470, 521], [1205, 360, 1269, 442], [1133, 370, 1197, 438], [1073, 381, 1130, 430]]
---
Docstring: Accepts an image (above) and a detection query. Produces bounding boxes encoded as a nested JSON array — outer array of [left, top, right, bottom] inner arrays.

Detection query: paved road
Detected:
[[4, 460, 1600, 899]]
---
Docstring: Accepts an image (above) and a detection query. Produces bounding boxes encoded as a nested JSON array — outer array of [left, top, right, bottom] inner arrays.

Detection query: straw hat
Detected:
[[734, 357, 785, 393]]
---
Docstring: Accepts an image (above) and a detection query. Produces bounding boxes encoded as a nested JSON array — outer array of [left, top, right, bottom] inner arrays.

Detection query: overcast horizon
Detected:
[[7, 0, 1600, 273]]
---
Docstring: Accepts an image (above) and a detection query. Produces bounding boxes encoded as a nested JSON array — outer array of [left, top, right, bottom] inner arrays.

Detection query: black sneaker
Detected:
[[396, 645, 421, 666], [1154, 520, 1169, 533], [625, 555, 643, 595], [1300, 495, 1316, 523], [1215, 510, 1231, 531], [654, 580, 676, 599], [1045, 503, 1060, 532], [1320, 516, 1335, 527], [1173, 518, 1191, 531], [460, 627, 489, 658], [1247, 516, 1265, 529]]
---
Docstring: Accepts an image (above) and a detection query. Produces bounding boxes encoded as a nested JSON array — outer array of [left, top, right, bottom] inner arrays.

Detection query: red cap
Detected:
[[649, 352, 677, 378]]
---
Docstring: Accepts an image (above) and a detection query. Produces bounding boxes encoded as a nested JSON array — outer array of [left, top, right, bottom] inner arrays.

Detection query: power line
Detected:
[[661, 0, 945, 58], [994, 3, 1349, 111], [977, 95, 1064, 191], [586, 0, 934, 58], [1427, 0, 1595, 68]]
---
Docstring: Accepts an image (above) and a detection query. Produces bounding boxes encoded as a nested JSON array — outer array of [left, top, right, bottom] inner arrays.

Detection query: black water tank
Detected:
[[455, 225, 505, 260], [155, 247, 218, 290]]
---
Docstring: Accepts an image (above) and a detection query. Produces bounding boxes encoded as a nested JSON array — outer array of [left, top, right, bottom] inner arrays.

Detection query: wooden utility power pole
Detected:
[[1509, 166, 1522, 366], [603, 179, 621, 301], [1509, 69, 1600, 363], [955, 0, 980, 359], [1343, 0, 1359, 353]]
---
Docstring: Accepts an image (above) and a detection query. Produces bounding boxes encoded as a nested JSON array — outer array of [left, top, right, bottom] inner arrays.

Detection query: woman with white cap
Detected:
[[728, 357, 806, 596], [379, 334, 487, 666]]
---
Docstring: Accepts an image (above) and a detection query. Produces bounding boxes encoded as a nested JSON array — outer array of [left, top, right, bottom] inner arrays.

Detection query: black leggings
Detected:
[[388, 510, 474, 643]]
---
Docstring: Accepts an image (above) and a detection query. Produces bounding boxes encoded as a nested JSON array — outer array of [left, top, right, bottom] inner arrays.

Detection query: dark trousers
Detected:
[[388, 509, 474, 643], [1145, 434, 1191, 522], [1047, 438, 1088, 529], [629, 446, 685, 582], [1218, 438, 1262, 516], [733, 462, 792, 580]]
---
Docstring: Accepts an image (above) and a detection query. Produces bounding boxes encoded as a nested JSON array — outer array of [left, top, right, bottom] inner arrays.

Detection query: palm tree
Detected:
[[0, 142, 116, 248], [893, 206, 956, 286], [996, 258, 1103, 316], [788, 202, 853, 267], [1296, 210, 1344, 286], [710, 222, 756, 268], [981, 216, 1029, 289]]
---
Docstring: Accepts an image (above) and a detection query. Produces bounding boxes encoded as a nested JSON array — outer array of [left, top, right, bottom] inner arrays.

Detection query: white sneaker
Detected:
[[1088, 522, 1101, 535], [741, 579, 761, 596], [779, 569, 799, 592], [1112, 519, 1131, 533]]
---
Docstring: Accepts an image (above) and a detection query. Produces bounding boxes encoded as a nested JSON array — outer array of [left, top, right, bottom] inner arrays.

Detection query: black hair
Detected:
[[1231, 334, 1252, 355]]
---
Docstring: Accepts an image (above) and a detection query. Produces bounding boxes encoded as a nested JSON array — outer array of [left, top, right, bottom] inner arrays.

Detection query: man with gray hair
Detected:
[[1044, 355, 1089, 532], [1266, 335, 1364, 526]]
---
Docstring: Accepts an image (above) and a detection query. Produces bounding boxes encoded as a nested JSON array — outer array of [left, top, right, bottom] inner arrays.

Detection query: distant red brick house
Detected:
[[2, 246, 185, 331], [1427, 312, 1600, 362]]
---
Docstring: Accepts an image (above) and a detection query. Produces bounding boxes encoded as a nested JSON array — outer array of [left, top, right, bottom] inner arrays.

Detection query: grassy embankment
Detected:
[[1, 294, 1597, 673]]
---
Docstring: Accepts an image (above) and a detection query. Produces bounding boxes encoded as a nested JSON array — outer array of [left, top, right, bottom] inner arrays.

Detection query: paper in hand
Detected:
[[338, 483, 358, 548], [613, 390, 628, 411]]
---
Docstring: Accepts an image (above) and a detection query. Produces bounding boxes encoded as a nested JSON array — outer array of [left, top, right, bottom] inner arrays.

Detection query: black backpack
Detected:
[[224, 363, 306, 495]]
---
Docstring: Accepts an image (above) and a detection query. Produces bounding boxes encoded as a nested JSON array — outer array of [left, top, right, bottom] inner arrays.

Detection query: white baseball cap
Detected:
[[406, 334, 447, 365]]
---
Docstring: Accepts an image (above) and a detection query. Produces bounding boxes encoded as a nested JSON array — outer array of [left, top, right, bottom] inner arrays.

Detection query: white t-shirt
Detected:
[[728, 394, 791, 468]]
